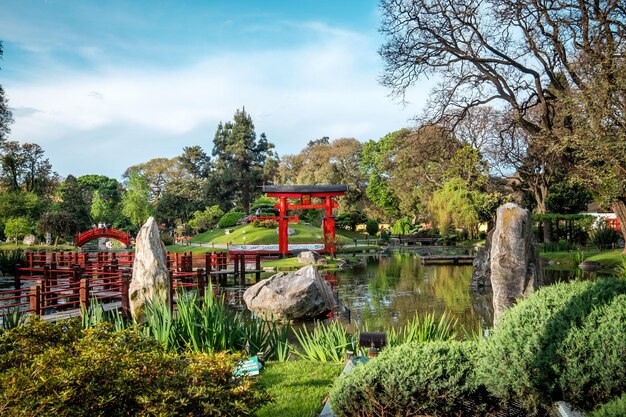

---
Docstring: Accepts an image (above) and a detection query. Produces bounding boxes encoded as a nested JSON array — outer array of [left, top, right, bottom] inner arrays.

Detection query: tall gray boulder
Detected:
[[129, 217, 170, 323], [470, 229, 493, 290], [491, 203, 543, 325], [243, 265, 337, 320]]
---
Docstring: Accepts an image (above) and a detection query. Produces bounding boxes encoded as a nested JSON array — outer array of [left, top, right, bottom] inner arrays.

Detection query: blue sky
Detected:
[[1, 0, 430, 178]]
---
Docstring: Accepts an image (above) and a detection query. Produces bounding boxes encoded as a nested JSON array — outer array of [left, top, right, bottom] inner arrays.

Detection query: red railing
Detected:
[[1, 252, 265, 320]]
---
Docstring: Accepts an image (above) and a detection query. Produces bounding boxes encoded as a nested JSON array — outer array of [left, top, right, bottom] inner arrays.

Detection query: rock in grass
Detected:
[[490, 203, 543, 326], [243, 266, 336, 320], [129, 217, 170, 323], [297, 250, 327, 265]]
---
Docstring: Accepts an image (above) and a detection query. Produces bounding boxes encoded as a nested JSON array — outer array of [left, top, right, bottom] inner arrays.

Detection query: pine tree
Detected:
[[212, 108, 277, 213], [59, 175, 91, 232]]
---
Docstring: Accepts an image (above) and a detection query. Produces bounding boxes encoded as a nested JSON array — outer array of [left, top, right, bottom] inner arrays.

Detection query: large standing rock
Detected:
[[470, 230, 493, 289], [129, 217, 170, 323], [243, 265, 337, 320], [491, 203, 543, 325]]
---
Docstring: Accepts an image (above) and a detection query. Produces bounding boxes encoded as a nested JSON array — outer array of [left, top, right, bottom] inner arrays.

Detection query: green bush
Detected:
[[253, 219, 278, 228], [330, 341, 497, 417], [336, 211, 367, 231], [160, 232, 174, 245], [478, 278, 626, 415], [0, 321, 270, 416], [365, 218, 378, 236], [590, 393, 626, 417], [0, 249, 24, 276], [589, 223, 622, 250], [218, 211, 245, 228]]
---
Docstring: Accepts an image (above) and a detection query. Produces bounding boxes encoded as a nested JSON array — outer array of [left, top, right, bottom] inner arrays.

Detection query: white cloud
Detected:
[[5, 21, 431, 178]]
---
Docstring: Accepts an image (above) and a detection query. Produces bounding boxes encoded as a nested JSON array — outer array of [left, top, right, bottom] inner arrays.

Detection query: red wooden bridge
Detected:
[[0, 251, 265, 321], [75, 227, 131, 247]]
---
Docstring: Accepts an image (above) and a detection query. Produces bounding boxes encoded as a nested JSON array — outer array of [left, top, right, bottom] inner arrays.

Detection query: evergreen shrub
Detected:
[[365, 219, 378, 236], [0, 321, 270, 416], [218, 211, 245, 228], [329, 341, 497, 417], [478, 278, 626, 415], [590, 393, 626, 417]]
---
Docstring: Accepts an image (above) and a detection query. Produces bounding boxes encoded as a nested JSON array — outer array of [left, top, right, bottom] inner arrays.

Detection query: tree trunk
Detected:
[[611, 197, 626, 254]]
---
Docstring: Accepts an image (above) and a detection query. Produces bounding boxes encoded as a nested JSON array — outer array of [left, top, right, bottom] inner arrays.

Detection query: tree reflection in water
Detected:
[[333, 253, 491, 332]]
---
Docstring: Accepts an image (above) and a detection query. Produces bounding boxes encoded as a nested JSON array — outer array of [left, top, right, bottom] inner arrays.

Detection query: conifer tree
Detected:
[[212, 108, 278, 213]]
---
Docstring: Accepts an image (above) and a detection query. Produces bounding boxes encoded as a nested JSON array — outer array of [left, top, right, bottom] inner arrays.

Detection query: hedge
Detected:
[[218, 211, 245, 228], [329, 341, 498, 417], [590, 393, 626, 417], [478, 278, 626, 415], [0, 320, 270, 416]]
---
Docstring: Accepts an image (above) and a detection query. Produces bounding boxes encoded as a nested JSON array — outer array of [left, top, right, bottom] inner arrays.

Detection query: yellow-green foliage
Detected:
[[0, 320, 270, 416]]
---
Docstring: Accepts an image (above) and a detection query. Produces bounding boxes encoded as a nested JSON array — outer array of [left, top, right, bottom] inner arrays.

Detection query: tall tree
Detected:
[[378, 0, 605, 217], [124, 157, 185, 203], [58, 175, 91, 231], [212, 108, 278, 213], [179, 146, 212, 178], [0, 41, 13, 143], [0, 141, 57, 194], [277, 137, 365, 211], [121, 172, 154, 228]]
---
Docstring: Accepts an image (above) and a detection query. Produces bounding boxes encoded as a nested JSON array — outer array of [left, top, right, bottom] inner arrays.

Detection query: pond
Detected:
[[0, 247, 591, 331], [221, 246, 590, 332]]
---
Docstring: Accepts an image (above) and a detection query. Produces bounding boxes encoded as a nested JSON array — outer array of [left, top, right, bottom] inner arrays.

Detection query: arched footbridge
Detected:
[[75, 227, 131, 247]]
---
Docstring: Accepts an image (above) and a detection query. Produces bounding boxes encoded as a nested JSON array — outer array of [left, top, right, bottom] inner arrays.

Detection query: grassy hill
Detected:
[[191, 223, 355, 245]]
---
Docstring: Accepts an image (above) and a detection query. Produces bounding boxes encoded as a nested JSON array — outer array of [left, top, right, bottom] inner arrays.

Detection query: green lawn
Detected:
[[585, 250, 626, 268], [165, 244, 227, 254], [0, 243, 77, 251], [256, 361, 343, 417], [540, 249, 625, 269], [191, 224, 353, 245]]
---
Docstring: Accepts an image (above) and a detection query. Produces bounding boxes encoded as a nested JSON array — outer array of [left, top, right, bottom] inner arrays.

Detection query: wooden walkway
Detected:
[[419, 255, 475, 265]]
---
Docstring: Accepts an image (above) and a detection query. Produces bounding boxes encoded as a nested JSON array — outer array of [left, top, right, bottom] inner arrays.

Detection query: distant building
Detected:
[[583, 203, 621, 231]]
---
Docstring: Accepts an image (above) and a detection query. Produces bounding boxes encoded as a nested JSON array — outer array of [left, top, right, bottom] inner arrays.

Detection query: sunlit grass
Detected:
[[257, 361, 342, 417]]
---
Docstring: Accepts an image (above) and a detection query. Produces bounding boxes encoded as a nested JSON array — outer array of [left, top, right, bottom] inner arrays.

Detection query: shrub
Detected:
[[0, 321, 270, 416], [590, 393, 626, 417], [330, 341, 497, 417], [478, 278, 626, 415], [218, 211, 245, 228], [253, 219, 278, 229], [336, 211, 367, 231], [365, 219, 378, 236], [391, 217, 412, 235], [0, 249, 24, 276], [589, 222, 622, 250], [160, 232, 174, 246]]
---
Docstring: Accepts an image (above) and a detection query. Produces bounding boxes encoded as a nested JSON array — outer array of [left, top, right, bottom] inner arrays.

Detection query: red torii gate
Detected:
[[263, 185, 347, 257], [75, 227, 131, 247]]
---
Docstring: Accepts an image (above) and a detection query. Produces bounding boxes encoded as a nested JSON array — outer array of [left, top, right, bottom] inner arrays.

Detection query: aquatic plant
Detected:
[[385, 311, 459, 347], [293, 320, 358, 362]]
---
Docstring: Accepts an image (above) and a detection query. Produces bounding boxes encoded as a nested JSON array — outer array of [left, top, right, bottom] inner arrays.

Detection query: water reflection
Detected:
[[334, 253, 491, 332]]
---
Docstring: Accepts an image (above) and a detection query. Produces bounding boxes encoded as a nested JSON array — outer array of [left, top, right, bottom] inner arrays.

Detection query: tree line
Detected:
[[0, 0, 625, 250]]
